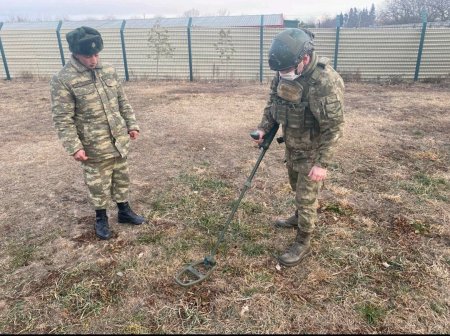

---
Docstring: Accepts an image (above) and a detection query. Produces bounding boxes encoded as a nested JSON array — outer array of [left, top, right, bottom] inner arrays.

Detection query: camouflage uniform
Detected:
[[258, 52, 345, 233], [51, 55, 139, 209]]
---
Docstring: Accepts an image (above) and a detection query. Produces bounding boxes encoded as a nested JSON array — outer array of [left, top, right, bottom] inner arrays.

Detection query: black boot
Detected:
[[95, 209, 112, 240], [278, 230, 311, 267], [117, 202, 145, 225], [274, 210, 298, 228]]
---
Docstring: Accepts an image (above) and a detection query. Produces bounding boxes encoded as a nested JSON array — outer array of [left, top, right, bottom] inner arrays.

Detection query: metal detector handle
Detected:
[[250, 123, 280, 150]]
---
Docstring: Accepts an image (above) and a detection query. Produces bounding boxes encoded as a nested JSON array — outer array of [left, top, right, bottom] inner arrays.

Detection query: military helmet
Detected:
[[268, 28, 315, 71]]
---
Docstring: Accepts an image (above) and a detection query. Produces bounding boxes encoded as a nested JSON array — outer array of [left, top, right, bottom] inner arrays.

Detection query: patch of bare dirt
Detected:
[[0, 79, 448, 334]]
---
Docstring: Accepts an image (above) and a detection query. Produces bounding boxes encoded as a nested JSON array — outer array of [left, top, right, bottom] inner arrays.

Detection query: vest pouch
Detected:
[[308, 99, 323, 122], [277, 78, 303, 103], [285, 104, 306, 129], [271, 104, 288, 125], [304, 109, 316, 128], [271, 102, 306, 129]]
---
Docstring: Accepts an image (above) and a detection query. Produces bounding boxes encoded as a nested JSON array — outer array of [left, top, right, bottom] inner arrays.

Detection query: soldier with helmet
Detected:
[[50, 26, 145, 240], [253, 28, 345, 266]]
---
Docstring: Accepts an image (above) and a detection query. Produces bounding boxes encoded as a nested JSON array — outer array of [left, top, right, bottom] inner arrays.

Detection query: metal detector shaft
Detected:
[[174, 123, 279, 287], [209, 123, 280, 258]]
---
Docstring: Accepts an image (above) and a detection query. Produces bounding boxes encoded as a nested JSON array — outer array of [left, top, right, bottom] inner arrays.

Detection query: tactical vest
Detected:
[[270, 57, 330, 129]]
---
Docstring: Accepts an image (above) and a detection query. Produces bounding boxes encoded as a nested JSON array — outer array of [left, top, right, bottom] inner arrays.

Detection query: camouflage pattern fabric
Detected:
[[81, 157, 129, 210], [258, 51, 344, 231], [258, 51, 344, 170], [287, 160, 321, 233], [50, 55, 139, 162]]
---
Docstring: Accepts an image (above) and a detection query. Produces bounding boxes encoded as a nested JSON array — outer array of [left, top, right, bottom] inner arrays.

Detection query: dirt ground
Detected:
[[0, 78, 449, 333]]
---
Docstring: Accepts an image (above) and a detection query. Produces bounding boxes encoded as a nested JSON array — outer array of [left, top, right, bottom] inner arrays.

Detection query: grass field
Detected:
[[0, 78, 449, 333]]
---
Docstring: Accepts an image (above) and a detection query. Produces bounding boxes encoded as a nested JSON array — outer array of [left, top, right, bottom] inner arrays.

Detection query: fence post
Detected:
[[0, 22, 11, 80], [56, 20, 65, 66], [414, 10, 427, 81], [259, 15, 264, 83], [120, 20, 130, 81], [333, 15, 342, 70], [187, 17, 193, 81]]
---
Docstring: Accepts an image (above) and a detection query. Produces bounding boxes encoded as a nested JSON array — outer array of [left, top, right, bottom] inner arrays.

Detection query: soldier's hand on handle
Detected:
[[129, 130, 139, 140], [308, 165, 327, 182], [73, 149, 88, 161], [251, 129, 265, 145]]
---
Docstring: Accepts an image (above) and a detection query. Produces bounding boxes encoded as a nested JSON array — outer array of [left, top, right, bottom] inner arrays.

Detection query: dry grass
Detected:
[[0, 79, 449, 333]]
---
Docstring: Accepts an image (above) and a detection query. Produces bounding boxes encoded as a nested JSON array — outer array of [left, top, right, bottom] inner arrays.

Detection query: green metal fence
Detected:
[[0, 14, 449, 82], [0, 22, 11, 80]]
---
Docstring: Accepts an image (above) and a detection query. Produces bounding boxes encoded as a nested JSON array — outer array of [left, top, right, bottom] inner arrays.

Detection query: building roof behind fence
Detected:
[[1, 21, 60, 30], [126, 17, 190, 28], [62, 20, 124, 29], [1, 14, 284, 31], [191, 14, 283, 27], [0, 20, 125, 30]]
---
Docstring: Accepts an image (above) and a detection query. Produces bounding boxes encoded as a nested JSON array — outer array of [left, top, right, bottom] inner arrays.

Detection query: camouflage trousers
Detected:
[[287, 159, 322, 233], [81, 157, 130, 210]]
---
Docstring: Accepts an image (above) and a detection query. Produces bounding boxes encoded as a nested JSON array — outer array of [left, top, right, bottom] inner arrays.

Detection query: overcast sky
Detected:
[[0, 0, 385, 22]]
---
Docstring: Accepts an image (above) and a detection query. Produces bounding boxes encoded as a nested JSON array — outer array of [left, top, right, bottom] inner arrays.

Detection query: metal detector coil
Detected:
[[174, 256, 216, 287]]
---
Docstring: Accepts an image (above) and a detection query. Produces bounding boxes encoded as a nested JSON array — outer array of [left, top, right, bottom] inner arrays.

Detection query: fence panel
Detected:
[[124, 26, 189, 80], [337, 28, 422, 81], [310, 28, 336, 64], [0, 22, 61, 78], [191, 27, 263, 81], [0, 23, 5, 79], [420, 27, 450, 79], [1, 21, 449, 81]]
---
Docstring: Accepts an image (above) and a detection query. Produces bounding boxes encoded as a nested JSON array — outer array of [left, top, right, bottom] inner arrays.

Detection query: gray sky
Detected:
[[0, 0, 385, 22]]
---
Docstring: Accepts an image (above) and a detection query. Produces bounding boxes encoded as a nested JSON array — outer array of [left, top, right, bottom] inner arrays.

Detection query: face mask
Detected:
[[279, 69, 299, 81]]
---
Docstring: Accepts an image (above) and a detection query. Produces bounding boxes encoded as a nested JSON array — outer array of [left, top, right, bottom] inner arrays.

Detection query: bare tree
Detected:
[[129, 14, 146, 19], [378, 0, 423, 24], [6, 16, 30, 22], [425, 0, 450, 21], [317, 15, 338, 28], [214, 29, 235, 79], [183, 8, 200, 17], [147, 22, 175, 79], [102, 15, 117, 20], [378, 0, 450, 25], [56, 16, 71, 21], [217, 9, 230, 16]]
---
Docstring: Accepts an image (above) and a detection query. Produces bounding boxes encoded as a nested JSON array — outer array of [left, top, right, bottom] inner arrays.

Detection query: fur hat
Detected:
[[66, 26, 103, 56]]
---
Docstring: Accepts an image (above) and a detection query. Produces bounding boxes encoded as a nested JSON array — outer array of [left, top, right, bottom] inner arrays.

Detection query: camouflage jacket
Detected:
[[258, 52, 344, 168], [50, 56, 139, 161]]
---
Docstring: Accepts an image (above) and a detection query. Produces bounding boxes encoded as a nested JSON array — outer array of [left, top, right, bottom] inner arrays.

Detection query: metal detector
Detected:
[[174, 123, 280, 287]]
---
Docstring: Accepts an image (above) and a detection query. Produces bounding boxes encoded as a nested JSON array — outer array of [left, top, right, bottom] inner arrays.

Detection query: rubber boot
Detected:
[[278, 230, 311, 267], [274, 210, 298, 228], [117, 202, 145, 225], [95, 209, 112, 240]]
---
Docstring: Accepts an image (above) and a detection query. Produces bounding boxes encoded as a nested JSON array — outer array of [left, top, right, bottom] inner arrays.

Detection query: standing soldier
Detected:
[[51, 26, 145, 240], [253, 28, 344, 266]]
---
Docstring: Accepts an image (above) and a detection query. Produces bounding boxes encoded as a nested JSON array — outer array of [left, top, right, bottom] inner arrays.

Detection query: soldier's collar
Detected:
[[300, 52, 318, 79], [70, 55, 103, 73], [96, 59, 103, 69]]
